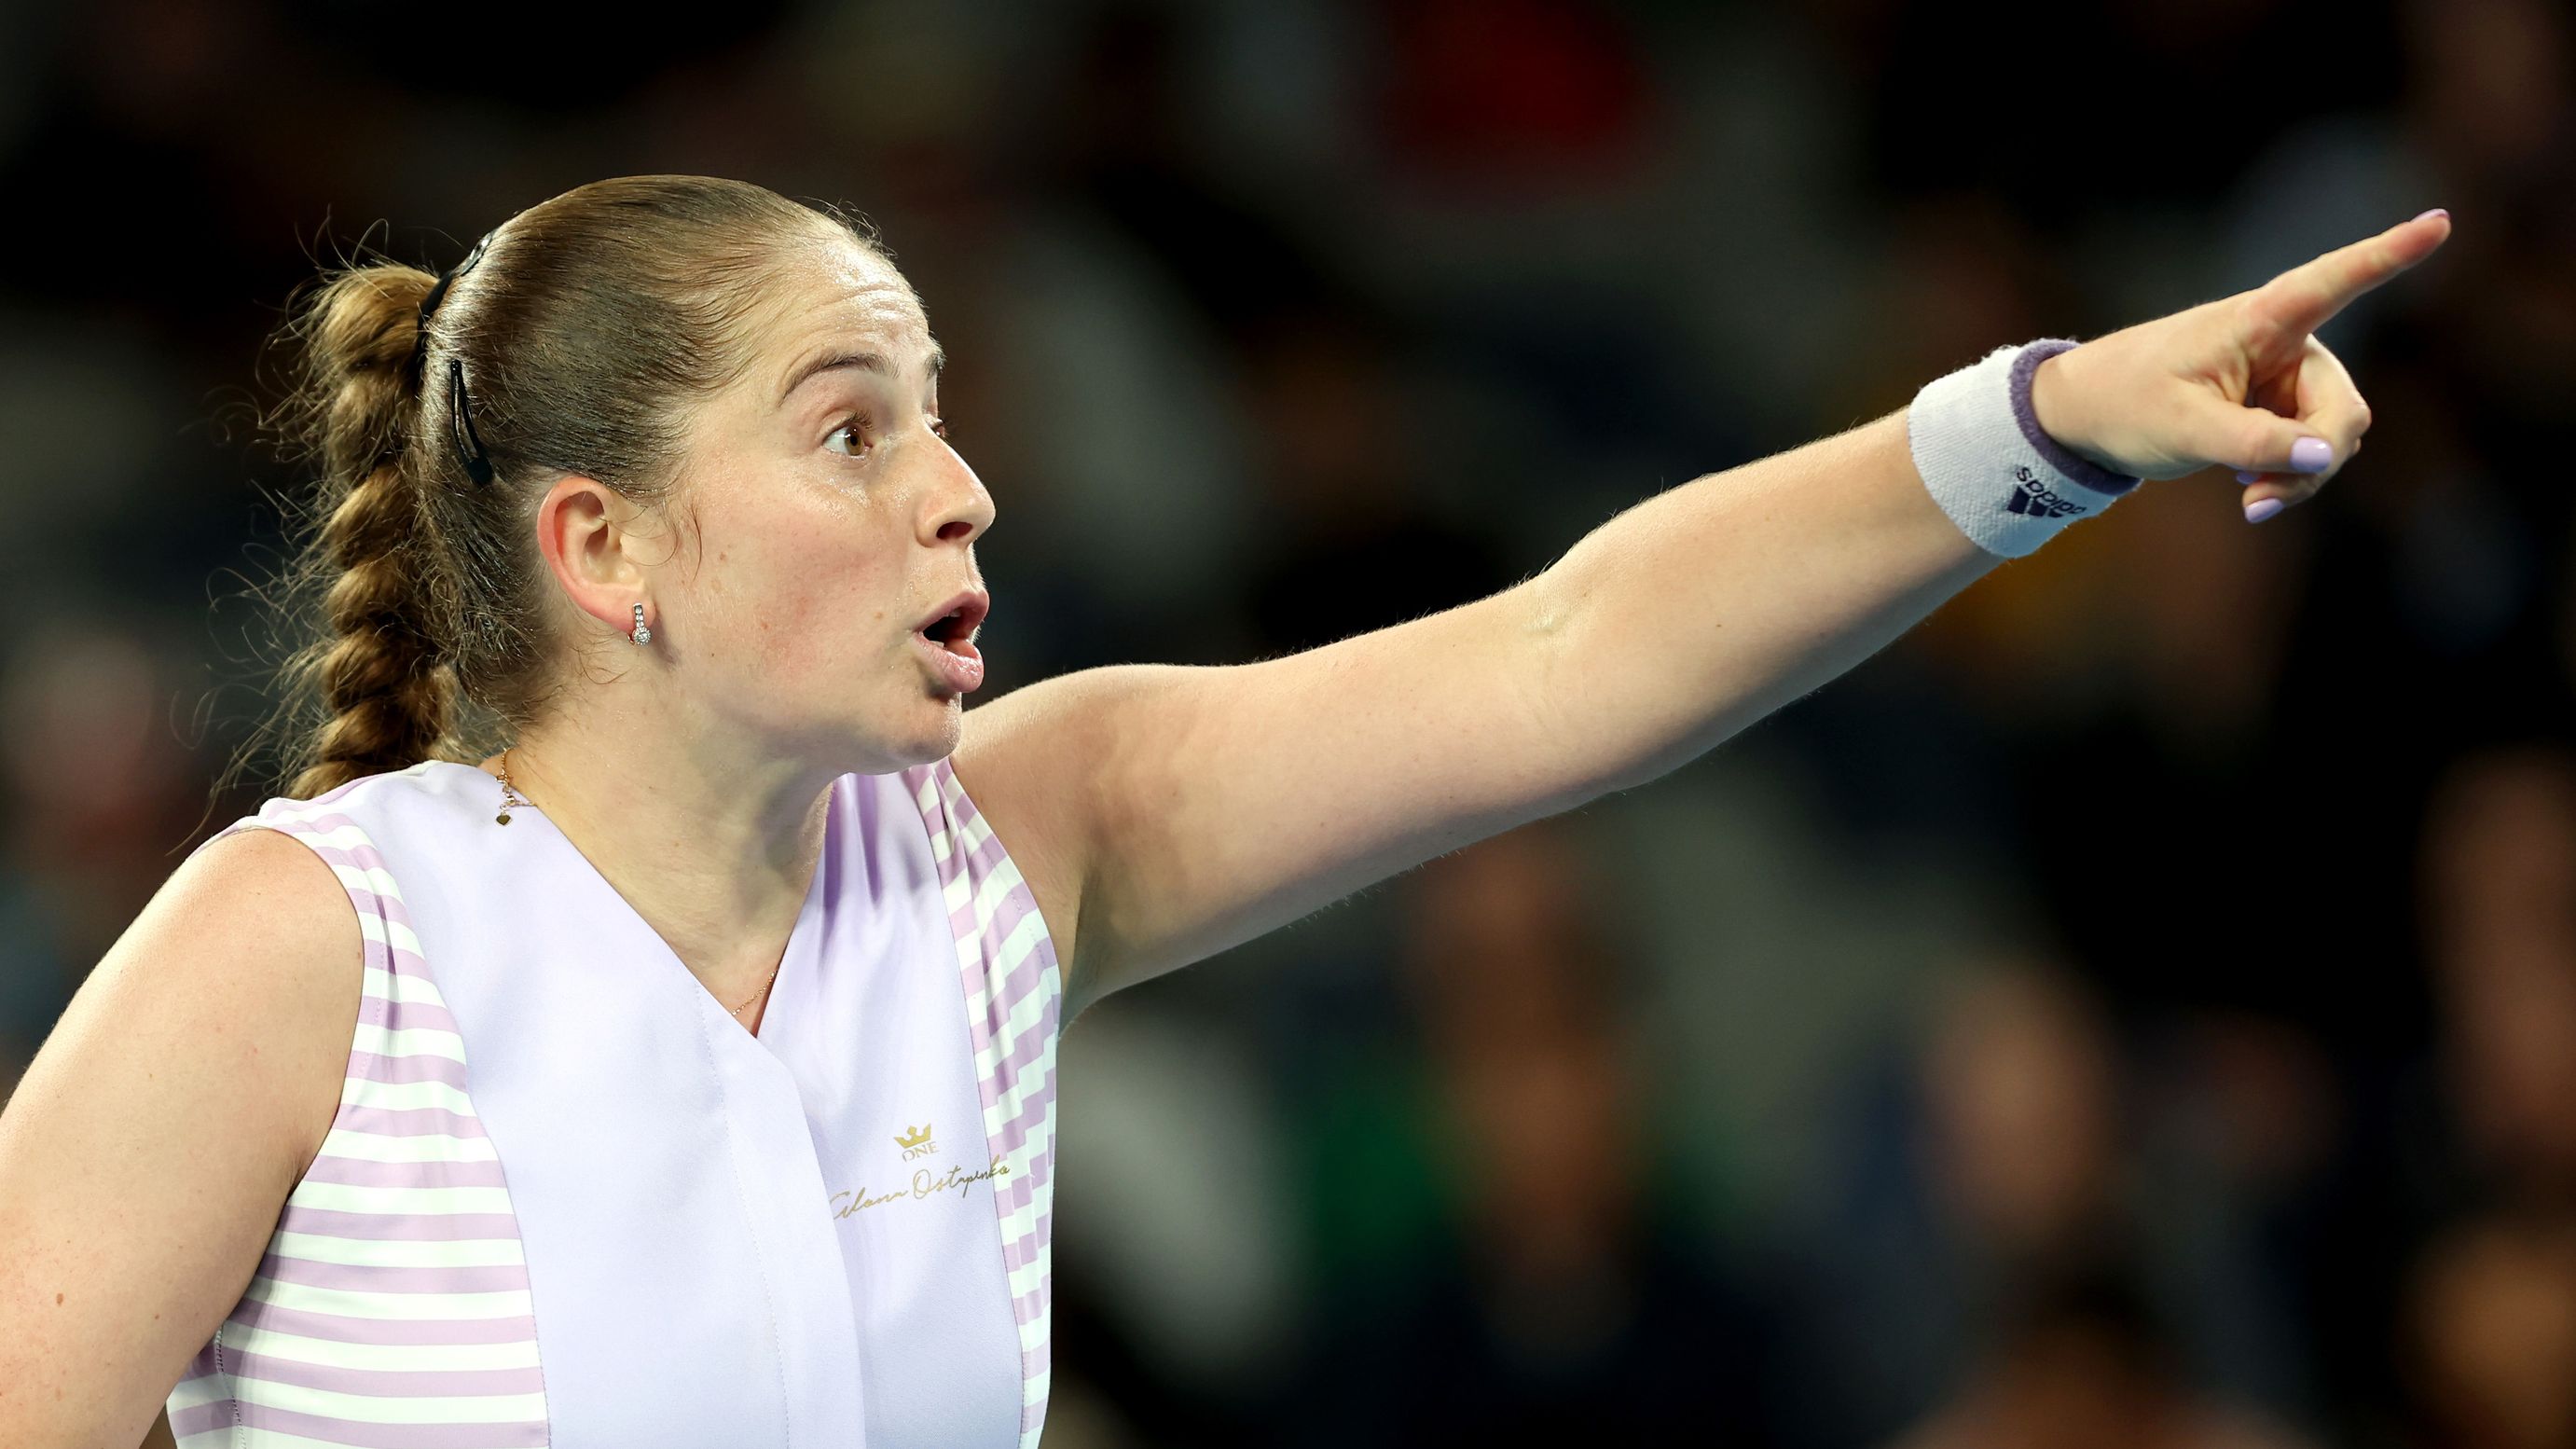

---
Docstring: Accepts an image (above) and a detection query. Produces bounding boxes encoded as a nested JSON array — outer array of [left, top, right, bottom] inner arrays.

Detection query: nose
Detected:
[[924, 445, 994, 546]]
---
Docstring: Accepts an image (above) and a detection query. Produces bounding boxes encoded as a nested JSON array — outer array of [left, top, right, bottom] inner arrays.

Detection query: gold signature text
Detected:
[[829, 1160, 1012, 1220]]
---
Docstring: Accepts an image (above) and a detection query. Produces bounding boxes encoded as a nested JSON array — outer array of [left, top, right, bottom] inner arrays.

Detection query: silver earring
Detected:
[[631, 602, 652, 646]]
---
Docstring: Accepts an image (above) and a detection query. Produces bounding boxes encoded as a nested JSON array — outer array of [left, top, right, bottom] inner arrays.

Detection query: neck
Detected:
[[479, 702, 839, 1015]]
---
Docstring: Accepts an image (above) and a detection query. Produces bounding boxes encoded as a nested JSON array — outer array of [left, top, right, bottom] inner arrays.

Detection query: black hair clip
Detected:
[[404, 229, 499, 486], [406, 229, 494, 391], [446, 355, 497, 488]]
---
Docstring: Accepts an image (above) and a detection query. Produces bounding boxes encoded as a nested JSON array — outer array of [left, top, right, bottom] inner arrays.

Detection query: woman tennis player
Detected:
[[0, 176, 2445, 1448]]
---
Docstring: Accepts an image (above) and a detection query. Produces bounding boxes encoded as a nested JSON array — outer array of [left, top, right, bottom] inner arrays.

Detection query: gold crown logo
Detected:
[[895, 1123, 934, 1152]]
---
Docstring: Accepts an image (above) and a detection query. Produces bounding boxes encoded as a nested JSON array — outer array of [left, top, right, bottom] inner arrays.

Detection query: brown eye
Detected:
[[825, 418, 869, 457]]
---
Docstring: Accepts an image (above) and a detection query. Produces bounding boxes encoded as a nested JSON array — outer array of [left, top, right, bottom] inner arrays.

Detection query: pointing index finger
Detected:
[[2244, 211, 2451, 351]]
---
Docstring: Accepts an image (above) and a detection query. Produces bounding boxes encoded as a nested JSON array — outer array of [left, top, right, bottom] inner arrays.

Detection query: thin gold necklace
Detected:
[[493, 746, 533, 825], [493, 747, 780, 1023]]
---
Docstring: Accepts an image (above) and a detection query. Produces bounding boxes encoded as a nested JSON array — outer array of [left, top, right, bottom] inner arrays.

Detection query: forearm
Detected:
[[1526, 407, 1998, 794]]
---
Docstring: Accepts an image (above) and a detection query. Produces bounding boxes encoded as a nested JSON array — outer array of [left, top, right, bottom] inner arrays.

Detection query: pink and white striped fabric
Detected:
[[909, 761, 1060, 1442], [165, 754, 1063, 1448]]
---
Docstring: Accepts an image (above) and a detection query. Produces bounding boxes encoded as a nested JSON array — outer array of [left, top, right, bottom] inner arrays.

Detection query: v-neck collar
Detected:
[[432, 760, 834, 1047]]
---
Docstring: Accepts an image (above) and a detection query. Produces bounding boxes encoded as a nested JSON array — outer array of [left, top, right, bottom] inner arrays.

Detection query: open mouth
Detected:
[[912, 593, 988, 694], [917, 610, 976, 656], [913, 589, 988, 658]]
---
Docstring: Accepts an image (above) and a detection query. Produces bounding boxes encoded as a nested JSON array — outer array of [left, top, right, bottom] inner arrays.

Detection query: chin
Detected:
[[899, 697, 966, 760]]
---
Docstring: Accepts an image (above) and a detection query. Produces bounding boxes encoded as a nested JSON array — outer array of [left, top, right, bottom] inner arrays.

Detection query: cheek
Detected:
[[702, 513, 902, 679]]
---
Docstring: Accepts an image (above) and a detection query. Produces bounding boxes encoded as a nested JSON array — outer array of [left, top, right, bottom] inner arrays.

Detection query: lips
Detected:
[[913, 587, 988, 695], [916, 588, 989, 648]]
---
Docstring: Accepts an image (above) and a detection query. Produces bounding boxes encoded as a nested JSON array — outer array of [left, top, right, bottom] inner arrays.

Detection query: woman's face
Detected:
[[651, 238, 994, 775]]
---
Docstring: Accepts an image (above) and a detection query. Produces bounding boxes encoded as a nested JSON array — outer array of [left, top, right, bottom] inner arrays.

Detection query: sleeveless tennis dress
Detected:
[[162, 756, 1063, 1448]]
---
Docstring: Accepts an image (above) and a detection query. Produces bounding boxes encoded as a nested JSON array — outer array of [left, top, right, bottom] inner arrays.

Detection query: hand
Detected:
[[2029, 210, 2452, 519]]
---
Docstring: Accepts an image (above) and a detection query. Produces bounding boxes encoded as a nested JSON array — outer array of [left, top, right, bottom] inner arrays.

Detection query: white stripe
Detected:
[[202, 1319, 540, 1372], [282, 1180, 517, 1217], [314, 1127, 500, 1165], [282, 818, 388, 856], [351, 1021, 467, 1065], [340, 1076, 478, 1116], [180, 1422, 464, 1449], [269, 1231, 525, 1270], [241, 1275, 533, 1322], [273, 819, 403, 884], [167, 1373, 231, 1412], [186, 1369, 544, 1426], [325, 856, 404, 904]]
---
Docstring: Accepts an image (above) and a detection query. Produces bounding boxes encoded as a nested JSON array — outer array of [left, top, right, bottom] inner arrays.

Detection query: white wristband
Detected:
[[1906, 338, 2144, 559]]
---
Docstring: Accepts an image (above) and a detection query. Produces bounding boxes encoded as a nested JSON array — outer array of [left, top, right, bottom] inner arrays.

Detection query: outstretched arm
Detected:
[[954, 212, 2449, 1020]]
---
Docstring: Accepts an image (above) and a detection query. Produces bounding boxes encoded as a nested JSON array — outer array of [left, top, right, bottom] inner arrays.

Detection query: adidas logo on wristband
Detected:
[[2004, 467, 2091, 519]]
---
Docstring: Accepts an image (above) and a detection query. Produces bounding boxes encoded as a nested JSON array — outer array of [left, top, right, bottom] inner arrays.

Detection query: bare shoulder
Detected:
[[118, 823, 364, 1064], [0, 821, 365, 1443], [13, 821, 365, 1187]]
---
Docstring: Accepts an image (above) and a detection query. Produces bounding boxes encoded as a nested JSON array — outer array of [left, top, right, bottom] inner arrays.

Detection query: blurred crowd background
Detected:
[[2, 0, 2572, 1444]]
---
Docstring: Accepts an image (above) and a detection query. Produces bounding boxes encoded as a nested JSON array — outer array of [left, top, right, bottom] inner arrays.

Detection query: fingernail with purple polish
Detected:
[[2245, 497, 2285, 524], [2237, 470, 2263, 485], [2290, 437, 2334, 473], [2415, 208, 2448, 222]]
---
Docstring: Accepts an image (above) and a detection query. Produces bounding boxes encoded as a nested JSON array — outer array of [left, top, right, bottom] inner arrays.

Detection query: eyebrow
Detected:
[[778, 340, 946, 407]]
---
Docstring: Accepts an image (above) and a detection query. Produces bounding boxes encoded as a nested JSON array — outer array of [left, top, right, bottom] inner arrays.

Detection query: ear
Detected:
[[533, 475, 654, 637]]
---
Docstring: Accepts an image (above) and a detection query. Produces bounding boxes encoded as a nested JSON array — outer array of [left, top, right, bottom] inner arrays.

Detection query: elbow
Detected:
[[1506, 573, 1636, 809]]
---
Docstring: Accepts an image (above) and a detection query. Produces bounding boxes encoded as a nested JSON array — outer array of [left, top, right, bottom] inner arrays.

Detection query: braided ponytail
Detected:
[[267, 261, 467, 799]]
